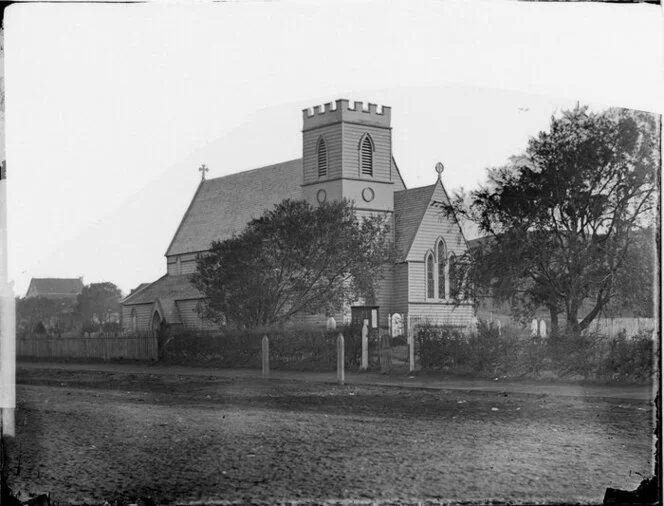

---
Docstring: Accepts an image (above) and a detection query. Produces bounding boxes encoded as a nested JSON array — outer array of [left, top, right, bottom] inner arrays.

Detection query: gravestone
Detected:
[[326, 316, 336, 331], [391, 313, 403, 337], [530, 319, 539, 337], [538, 319, 547, 338]]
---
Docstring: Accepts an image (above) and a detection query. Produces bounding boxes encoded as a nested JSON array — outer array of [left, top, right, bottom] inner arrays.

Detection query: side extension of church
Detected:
[[122, 99, 475, 333]]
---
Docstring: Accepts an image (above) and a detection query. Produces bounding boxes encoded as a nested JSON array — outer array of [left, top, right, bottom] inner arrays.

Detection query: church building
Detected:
[[122, 100, 475, 333]]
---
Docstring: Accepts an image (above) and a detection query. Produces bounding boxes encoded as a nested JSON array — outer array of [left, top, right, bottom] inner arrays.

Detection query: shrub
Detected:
[[414, 323, 469, 370], [415, 319, 538, 376], [159, 324, 362, 371], [391, 334, 407, 347], [80, 320, 100, 335], [600, 330, 655, 381], [101, 322, 122, 335]]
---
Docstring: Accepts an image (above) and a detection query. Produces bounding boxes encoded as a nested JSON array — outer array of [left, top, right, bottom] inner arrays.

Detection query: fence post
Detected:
[[337, 333, 345, 385], [262, 335, 269, 379], [361, 319, 369, 371], [409, 325, 415, 375]]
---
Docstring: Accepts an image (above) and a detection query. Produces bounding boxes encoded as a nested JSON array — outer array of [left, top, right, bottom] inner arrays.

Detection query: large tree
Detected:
[[16, 296, 75, 335], [448, 106, 659, 336], [76, 282, 123, 327], [192, 198, 394, 328]]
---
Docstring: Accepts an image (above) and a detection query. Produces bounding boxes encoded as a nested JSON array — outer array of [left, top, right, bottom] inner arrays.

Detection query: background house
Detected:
[[25, 277, 83, 300]]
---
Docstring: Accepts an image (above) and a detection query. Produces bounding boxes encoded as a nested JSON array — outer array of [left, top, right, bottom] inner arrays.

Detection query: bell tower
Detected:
[[301, 99, 395, 216]]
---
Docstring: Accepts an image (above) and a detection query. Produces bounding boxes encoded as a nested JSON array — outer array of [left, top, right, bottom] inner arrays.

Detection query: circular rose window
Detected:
[[317, 189, 327, 203], [362, 187, 375, 203]]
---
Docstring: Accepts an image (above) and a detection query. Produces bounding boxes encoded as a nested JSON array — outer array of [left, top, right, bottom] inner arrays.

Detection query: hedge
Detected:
[[413, 320, 655, 381]]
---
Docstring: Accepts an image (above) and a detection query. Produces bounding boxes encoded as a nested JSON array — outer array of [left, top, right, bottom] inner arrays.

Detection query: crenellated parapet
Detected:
[[302, 99, 391, 131]]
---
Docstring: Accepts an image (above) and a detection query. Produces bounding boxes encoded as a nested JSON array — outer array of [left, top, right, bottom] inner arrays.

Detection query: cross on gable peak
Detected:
[[198, 163, 209, 181]]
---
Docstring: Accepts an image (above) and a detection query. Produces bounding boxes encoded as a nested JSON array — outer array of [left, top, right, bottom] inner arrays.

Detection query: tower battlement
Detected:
[[302, 99, 391, 130]]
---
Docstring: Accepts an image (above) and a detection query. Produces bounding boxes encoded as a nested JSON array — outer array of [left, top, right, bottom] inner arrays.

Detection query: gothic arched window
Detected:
[[448, 253, 457, 299], [437, 239, 447, 299], [359, 134, 374, 176], [131, 308, 137, 332], [317, 137, 328, 178], [426, 252, 435, 299]]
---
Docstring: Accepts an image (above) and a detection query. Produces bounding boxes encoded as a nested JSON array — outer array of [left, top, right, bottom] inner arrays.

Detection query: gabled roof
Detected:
[[129, 283, 150, 295], [26, 278, 84, 298], [392, 156, 407, 190], [166, 159, 303, 256], [393, 184, 436, 261], [154, 298, 182, 325], [122, 274, 203, 305]]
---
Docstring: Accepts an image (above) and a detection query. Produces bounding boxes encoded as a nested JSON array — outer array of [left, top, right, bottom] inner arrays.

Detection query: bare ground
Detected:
[[4, 367, 655, 505]]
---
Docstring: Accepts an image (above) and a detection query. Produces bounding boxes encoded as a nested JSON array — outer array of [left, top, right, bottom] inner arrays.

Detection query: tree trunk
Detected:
[[548, 306, 559, 336]]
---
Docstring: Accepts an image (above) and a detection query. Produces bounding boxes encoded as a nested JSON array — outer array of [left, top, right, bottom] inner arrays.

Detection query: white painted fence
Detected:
[[586, 318, 655, 338]]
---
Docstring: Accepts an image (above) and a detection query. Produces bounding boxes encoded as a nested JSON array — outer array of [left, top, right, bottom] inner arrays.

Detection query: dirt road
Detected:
[[6, 366, 655, 505]]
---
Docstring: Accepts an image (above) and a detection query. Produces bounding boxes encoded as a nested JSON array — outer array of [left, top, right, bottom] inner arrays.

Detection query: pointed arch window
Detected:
[[131, 308, 137, 332], [448, 253, 457, 299], [437, 239, 447, 299], [359, 134, 374, 176], [426, 252, 435, 299], [317, 137, 328, 178]]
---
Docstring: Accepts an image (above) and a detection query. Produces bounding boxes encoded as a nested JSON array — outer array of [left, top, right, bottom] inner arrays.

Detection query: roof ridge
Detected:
[[166, 158, 303, 256], [121, 273, 169, 304], [204, 158, 302, 183], [394, 183, 436, 195]]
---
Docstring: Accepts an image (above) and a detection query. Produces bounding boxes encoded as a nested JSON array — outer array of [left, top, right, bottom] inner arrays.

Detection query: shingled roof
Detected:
[[122, 274, 203, 305], [166, 159, 303, 257], [26, 278, 84, 299], [393, 185, 436, 261]]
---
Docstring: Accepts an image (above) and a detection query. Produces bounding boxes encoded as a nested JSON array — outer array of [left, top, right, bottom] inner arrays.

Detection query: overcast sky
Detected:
[[3, 1, 662, 297]]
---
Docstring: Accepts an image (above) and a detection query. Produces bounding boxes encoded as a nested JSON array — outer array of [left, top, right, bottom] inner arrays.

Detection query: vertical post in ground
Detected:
[[361, 319, 369, 371], [408, 324, 415, 375], [337, 333, 345, 385], [262, 335, 269, 379]]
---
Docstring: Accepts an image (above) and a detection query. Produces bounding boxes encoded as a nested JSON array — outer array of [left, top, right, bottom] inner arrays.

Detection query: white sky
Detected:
[[2, 1, 663, 297]]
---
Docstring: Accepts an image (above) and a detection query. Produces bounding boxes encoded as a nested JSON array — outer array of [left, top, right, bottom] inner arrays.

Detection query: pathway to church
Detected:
[[7, 361, 655, 505]]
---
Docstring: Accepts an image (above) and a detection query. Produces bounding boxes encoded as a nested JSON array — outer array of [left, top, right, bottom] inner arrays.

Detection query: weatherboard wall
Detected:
[[405, 181, 467, 263], [122, 303, 153, 332]]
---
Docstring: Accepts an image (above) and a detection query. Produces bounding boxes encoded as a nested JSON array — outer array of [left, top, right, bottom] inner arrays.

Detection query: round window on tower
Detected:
[[317, 189, 327, 204], [362, 187, 375, 203]]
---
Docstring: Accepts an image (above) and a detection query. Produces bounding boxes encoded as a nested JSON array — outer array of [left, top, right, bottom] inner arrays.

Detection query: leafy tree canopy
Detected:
[[16, 296, 75, 333], [192, 198, 394, 328], [76, 282, 123, 325], [447, 105, 659, 335]]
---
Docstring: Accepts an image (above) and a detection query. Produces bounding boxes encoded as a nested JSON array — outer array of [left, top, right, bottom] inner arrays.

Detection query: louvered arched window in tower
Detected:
[[426, 252, 435, 299], [317, 137, 328, 178], [359, 134, 374, 176], [437, 239, 447, 299]]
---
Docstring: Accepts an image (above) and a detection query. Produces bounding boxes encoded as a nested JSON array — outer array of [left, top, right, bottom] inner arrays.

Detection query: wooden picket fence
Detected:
[[17, 333, 159, 361], [586, 318, 655, 338]]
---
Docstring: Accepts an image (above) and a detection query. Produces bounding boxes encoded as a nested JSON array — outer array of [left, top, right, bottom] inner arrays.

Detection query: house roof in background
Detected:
[[122, 274, 203, 305], [26, 277, 84, 298], [393, 184, 436, 261], [166, 159, 303, 256]]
